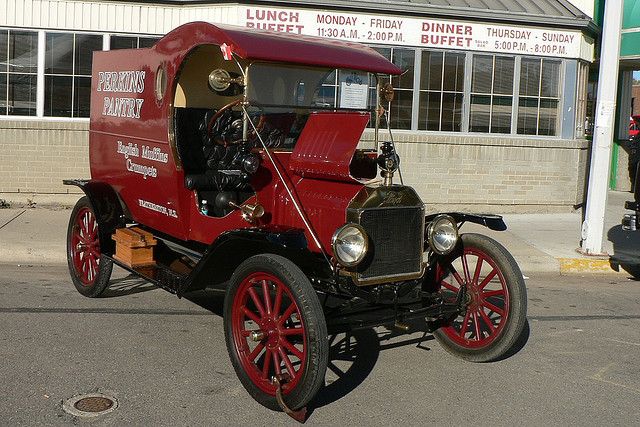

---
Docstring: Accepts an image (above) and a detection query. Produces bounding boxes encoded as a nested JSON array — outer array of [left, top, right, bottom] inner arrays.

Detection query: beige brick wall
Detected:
[[0, 120, 89, 203], [0, 119, 591, 212], [363, 131, 590, 213]]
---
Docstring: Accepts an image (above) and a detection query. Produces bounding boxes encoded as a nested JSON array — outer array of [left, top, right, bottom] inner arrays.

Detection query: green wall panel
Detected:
[[623, 0, 640, 29], [621, 31, 640, 56]]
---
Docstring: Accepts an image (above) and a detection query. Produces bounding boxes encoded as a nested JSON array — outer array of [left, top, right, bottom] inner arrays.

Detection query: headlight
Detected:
[[427, 215, 458, 255], [331, 224, 368, 267], [241, 154, 260, 174]]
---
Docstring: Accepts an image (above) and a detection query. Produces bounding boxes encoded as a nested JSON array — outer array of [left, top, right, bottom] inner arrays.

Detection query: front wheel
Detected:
[[223, 254, 328, 411], [66, 196, 113, 297], [433, 233, 527, 362]]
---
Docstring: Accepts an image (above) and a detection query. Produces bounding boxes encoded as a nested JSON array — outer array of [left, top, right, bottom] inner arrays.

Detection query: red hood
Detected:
[[289, 112, 371, 182]]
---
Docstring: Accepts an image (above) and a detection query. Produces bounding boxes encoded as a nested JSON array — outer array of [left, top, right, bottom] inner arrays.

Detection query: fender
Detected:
[[426, 212, 507, 232], [63, 179, 129, 254], [178, 227, 333, 297]]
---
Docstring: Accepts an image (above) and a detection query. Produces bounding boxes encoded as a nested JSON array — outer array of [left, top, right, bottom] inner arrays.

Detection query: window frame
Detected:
[[0, 29, 39, 116], [0, 28, 161, 121], [468, 54, 516, 135], [516, 57, 563, 136], [418, 49, 466, 132], [373, 42, 568, 137], [44, 31, 104, 118], [0, 26, 572, 137]]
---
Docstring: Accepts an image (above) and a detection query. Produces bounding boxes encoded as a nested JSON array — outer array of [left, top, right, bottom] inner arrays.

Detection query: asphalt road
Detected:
[[1, 264, 639, 426]]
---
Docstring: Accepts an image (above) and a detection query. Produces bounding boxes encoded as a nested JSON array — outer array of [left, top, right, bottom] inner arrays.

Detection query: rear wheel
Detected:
[[66, 196, 113, 297], [433, 233, 527, 362], [224, 254, 328, 411]]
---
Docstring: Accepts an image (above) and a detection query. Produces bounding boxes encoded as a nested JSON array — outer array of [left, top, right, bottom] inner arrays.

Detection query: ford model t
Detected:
[[65, 22, 527, 420]]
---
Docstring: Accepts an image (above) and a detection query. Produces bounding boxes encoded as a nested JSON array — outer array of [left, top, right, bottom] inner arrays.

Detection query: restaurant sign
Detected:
[[241, 6, 584, 59]]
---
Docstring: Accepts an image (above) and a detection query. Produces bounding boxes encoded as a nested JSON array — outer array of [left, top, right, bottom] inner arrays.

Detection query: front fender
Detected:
[[426, 212, 507, 232], [177, 227, 332, 297], [63, 179, 129, 254]]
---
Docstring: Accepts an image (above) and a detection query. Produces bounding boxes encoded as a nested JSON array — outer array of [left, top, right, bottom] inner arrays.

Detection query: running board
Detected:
[[107, 256, 187, 294]]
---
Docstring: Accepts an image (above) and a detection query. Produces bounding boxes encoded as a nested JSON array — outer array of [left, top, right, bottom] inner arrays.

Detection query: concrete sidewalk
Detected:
[[1, 191, 638, 275]]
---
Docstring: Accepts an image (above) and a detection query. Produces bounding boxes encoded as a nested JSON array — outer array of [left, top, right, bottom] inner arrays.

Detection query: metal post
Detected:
[[580, 0, 624, 255]]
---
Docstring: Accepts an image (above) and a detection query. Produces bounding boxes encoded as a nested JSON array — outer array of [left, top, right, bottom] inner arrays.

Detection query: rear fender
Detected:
[[63, 179, 129, 254], [177, 227, 332, 297], [426, 212, 507, 232]]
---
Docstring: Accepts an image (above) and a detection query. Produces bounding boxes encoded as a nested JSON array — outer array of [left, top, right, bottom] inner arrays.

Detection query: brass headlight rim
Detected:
[[427, 214, 459, 255], [331, 223, 369, 267]]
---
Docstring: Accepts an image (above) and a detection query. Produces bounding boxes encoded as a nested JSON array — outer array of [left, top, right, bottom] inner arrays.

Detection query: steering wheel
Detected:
[[207, 99, 266, 146]]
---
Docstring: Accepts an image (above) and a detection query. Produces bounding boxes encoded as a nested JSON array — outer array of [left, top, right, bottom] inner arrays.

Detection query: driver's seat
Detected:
[[183, 108, 251, 193]]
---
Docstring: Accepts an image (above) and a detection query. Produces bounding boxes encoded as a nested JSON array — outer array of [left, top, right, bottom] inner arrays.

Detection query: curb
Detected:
[[557, 257, 622, 274]]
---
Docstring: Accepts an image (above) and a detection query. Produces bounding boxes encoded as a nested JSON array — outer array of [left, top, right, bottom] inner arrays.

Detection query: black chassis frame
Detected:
[[64, 178, 507, 332]]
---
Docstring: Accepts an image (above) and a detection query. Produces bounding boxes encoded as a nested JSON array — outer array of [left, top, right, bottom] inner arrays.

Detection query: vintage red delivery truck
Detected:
[[65, 22, 527, 420]]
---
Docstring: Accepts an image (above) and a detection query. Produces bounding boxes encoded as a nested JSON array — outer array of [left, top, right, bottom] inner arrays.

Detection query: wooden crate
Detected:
[[111, 227, 157, 267]]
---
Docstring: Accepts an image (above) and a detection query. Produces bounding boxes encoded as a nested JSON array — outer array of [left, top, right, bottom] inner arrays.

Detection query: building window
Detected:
[[389, 48, 414, 130], [418, 50, 464, 131], [376, 47, 415, 130], [576, 62, 589, 138], [369, 44, 568, 137], [317, 70, 338, 107], [517, 58, 561, 136], [0, 30, 38, 116], [585, 77, 597, 136], [44, 32, 102, 117], [110, 35, 160, 50], [470, 55, 515, 134]]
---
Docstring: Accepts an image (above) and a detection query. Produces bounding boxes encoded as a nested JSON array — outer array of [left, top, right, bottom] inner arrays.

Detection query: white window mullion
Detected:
[[4, 31, 9, 115], [536, 60, 543, 135], [462, 53, 472, 133], [511, 56, 521, 134], [71, 35, 77, 117], [410, 48, 420, 131], [439, 52, 445, 132], [36, 30, 45, 118]]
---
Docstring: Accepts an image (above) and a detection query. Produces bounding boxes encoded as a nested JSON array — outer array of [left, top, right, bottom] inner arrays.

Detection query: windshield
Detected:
[[247, 62, 378, 111]]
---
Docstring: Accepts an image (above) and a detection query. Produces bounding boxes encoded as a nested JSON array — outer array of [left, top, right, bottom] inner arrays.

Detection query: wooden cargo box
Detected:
[[112, 227, 157, 267]]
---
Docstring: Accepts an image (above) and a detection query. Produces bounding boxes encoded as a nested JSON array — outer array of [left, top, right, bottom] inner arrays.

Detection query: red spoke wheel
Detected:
[[224, 254, 328, 411], [66, 196, 113, 297], [433, 233, 527, 362]]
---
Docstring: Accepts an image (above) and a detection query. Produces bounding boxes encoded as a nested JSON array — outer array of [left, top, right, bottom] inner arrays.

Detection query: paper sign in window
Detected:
[[339, 82, 368, 109]]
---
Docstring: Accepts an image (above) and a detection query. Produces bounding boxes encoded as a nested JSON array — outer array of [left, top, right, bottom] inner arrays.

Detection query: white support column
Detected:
[[580, 0, 624, 255]]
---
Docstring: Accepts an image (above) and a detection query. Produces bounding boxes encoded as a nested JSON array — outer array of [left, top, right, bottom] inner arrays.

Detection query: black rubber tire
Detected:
[[223, 254, 328, 411], [66, 196, 113, 297], [433, 233, 527, 362]]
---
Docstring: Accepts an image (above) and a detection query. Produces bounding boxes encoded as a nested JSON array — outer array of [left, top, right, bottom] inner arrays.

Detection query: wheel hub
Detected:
[[249, 330, 265, 342], [261, 317, 280, 348], [466, 283, 481, 309]]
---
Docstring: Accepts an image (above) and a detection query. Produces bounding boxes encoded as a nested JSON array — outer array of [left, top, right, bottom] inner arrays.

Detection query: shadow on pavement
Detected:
[[308, 324, 435, 414], [102, 273, 157, 297], [184, 288, 225, 316], [494, 319, 530, 362], [104, 280, 529, 418]]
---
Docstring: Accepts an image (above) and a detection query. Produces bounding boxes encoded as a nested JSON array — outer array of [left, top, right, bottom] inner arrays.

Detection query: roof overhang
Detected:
[[143, 0, 597, 34]]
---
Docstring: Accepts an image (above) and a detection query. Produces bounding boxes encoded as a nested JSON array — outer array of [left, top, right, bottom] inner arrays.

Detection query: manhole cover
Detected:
[[75, 396, 114, 412], [63, 392, 118, 417]]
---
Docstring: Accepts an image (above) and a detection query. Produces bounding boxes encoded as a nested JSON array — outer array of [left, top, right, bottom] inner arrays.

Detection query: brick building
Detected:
[[0, 0, 600, 211]]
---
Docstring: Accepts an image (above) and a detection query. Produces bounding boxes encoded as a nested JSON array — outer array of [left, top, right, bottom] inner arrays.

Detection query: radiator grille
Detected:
[[357, 206, 424, 281]]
